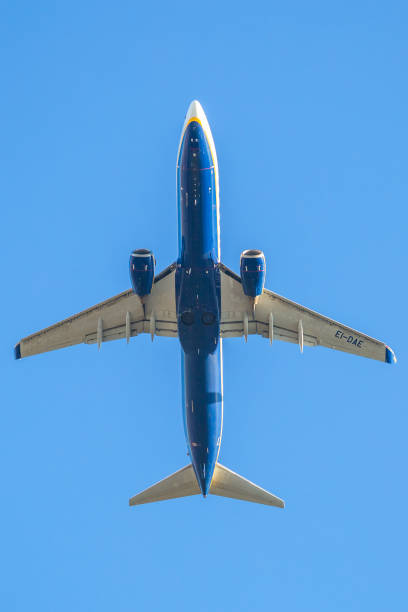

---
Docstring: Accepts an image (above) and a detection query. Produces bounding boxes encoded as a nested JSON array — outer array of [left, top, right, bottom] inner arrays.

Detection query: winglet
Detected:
[[14, 343, 21, 360], [385, 346, 397, 364]]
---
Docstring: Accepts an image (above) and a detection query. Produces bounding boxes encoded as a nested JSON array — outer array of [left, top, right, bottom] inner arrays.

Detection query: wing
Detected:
[[219, 264, 396, 364], [15, 263, 178, 359]]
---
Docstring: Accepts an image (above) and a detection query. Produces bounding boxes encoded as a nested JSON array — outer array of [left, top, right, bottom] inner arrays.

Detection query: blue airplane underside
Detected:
[[15, 100, 396, 508], [176, 118, 222, 496]]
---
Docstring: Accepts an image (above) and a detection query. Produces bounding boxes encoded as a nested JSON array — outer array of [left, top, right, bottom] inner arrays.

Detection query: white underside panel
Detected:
[[219, 263, 394, 363], [16, 264, 177, 358], [15, 260, 395, 365]]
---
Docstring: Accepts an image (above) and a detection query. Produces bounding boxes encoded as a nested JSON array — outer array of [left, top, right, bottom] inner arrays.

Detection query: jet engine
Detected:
[[240, 249, 266, 298], [129, 249, 155, 297]]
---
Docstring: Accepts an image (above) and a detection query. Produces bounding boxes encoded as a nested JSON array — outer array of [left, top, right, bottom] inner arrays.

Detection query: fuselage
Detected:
[[175, 101, 223, 496]]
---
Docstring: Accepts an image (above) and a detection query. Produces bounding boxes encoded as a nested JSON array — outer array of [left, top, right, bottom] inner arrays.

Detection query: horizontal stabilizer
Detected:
[[129, 464, 200, 506], [210, 463, 284, 507], [129, 462, 284, 508]]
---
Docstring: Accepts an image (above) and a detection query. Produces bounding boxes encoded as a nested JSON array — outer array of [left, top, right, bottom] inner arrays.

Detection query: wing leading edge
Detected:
[[15, 264, 177, 359], [219, 263, 396, 364]]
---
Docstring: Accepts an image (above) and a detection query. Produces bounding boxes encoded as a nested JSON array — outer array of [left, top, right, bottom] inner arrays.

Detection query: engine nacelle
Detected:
[[240, 249, 266, 298], [129, 249, 155, 297]]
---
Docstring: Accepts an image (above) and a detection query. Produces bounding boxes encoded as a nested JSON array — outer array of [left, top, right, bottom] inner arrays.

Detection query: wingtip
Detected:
[[14, 343, 21, 360], [385, 346, 397, 364]]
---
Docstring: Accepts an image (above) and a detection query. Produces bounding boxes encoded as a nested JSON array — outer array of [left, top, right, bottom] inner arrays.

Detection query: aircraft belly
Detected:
[[182, 347, 223, 495], [177, 120, 219, 264], [176, 118, 222, 495]]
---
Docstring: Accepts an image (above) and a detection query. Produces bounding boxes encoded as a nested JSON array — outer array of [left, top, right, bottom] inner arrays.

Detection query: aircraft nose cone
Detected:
[[186, 99, 205, 122]]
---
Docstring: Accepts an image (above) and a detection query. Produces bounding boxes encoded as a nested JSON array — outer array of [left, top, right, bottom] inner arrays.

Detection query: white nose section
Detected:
[[185, 99, 205, 122], [178, 100, 219, 185], [183, 100, 214, 149]]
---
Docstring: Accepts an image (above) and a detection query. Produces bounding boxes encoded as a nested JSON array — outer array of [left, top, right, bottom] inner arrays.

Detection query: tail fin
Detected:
[[129, 463, 284, 508]]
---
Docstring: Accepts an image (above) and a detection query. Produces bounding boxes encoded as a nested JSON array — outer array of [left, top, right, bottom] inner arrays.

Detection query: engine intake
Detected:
[[129, 249, 155, 297], [240, 249, 266, 298]]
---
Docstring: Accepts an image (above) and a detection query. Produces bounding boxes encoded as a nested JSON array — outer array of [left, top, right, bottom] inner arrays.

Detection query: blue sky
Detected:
[[2, 2, 407, 610]]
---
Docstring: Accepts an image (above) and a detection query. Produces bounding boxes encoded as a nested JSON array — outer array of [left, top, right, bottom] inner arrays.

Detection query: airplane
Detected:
[[15, 100, 397, 508]]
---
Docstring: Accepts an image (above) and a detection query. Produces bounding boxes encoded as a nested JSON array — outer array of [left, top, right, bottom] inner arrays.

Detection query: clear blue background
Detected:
[[2, 2, 407, 610]]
